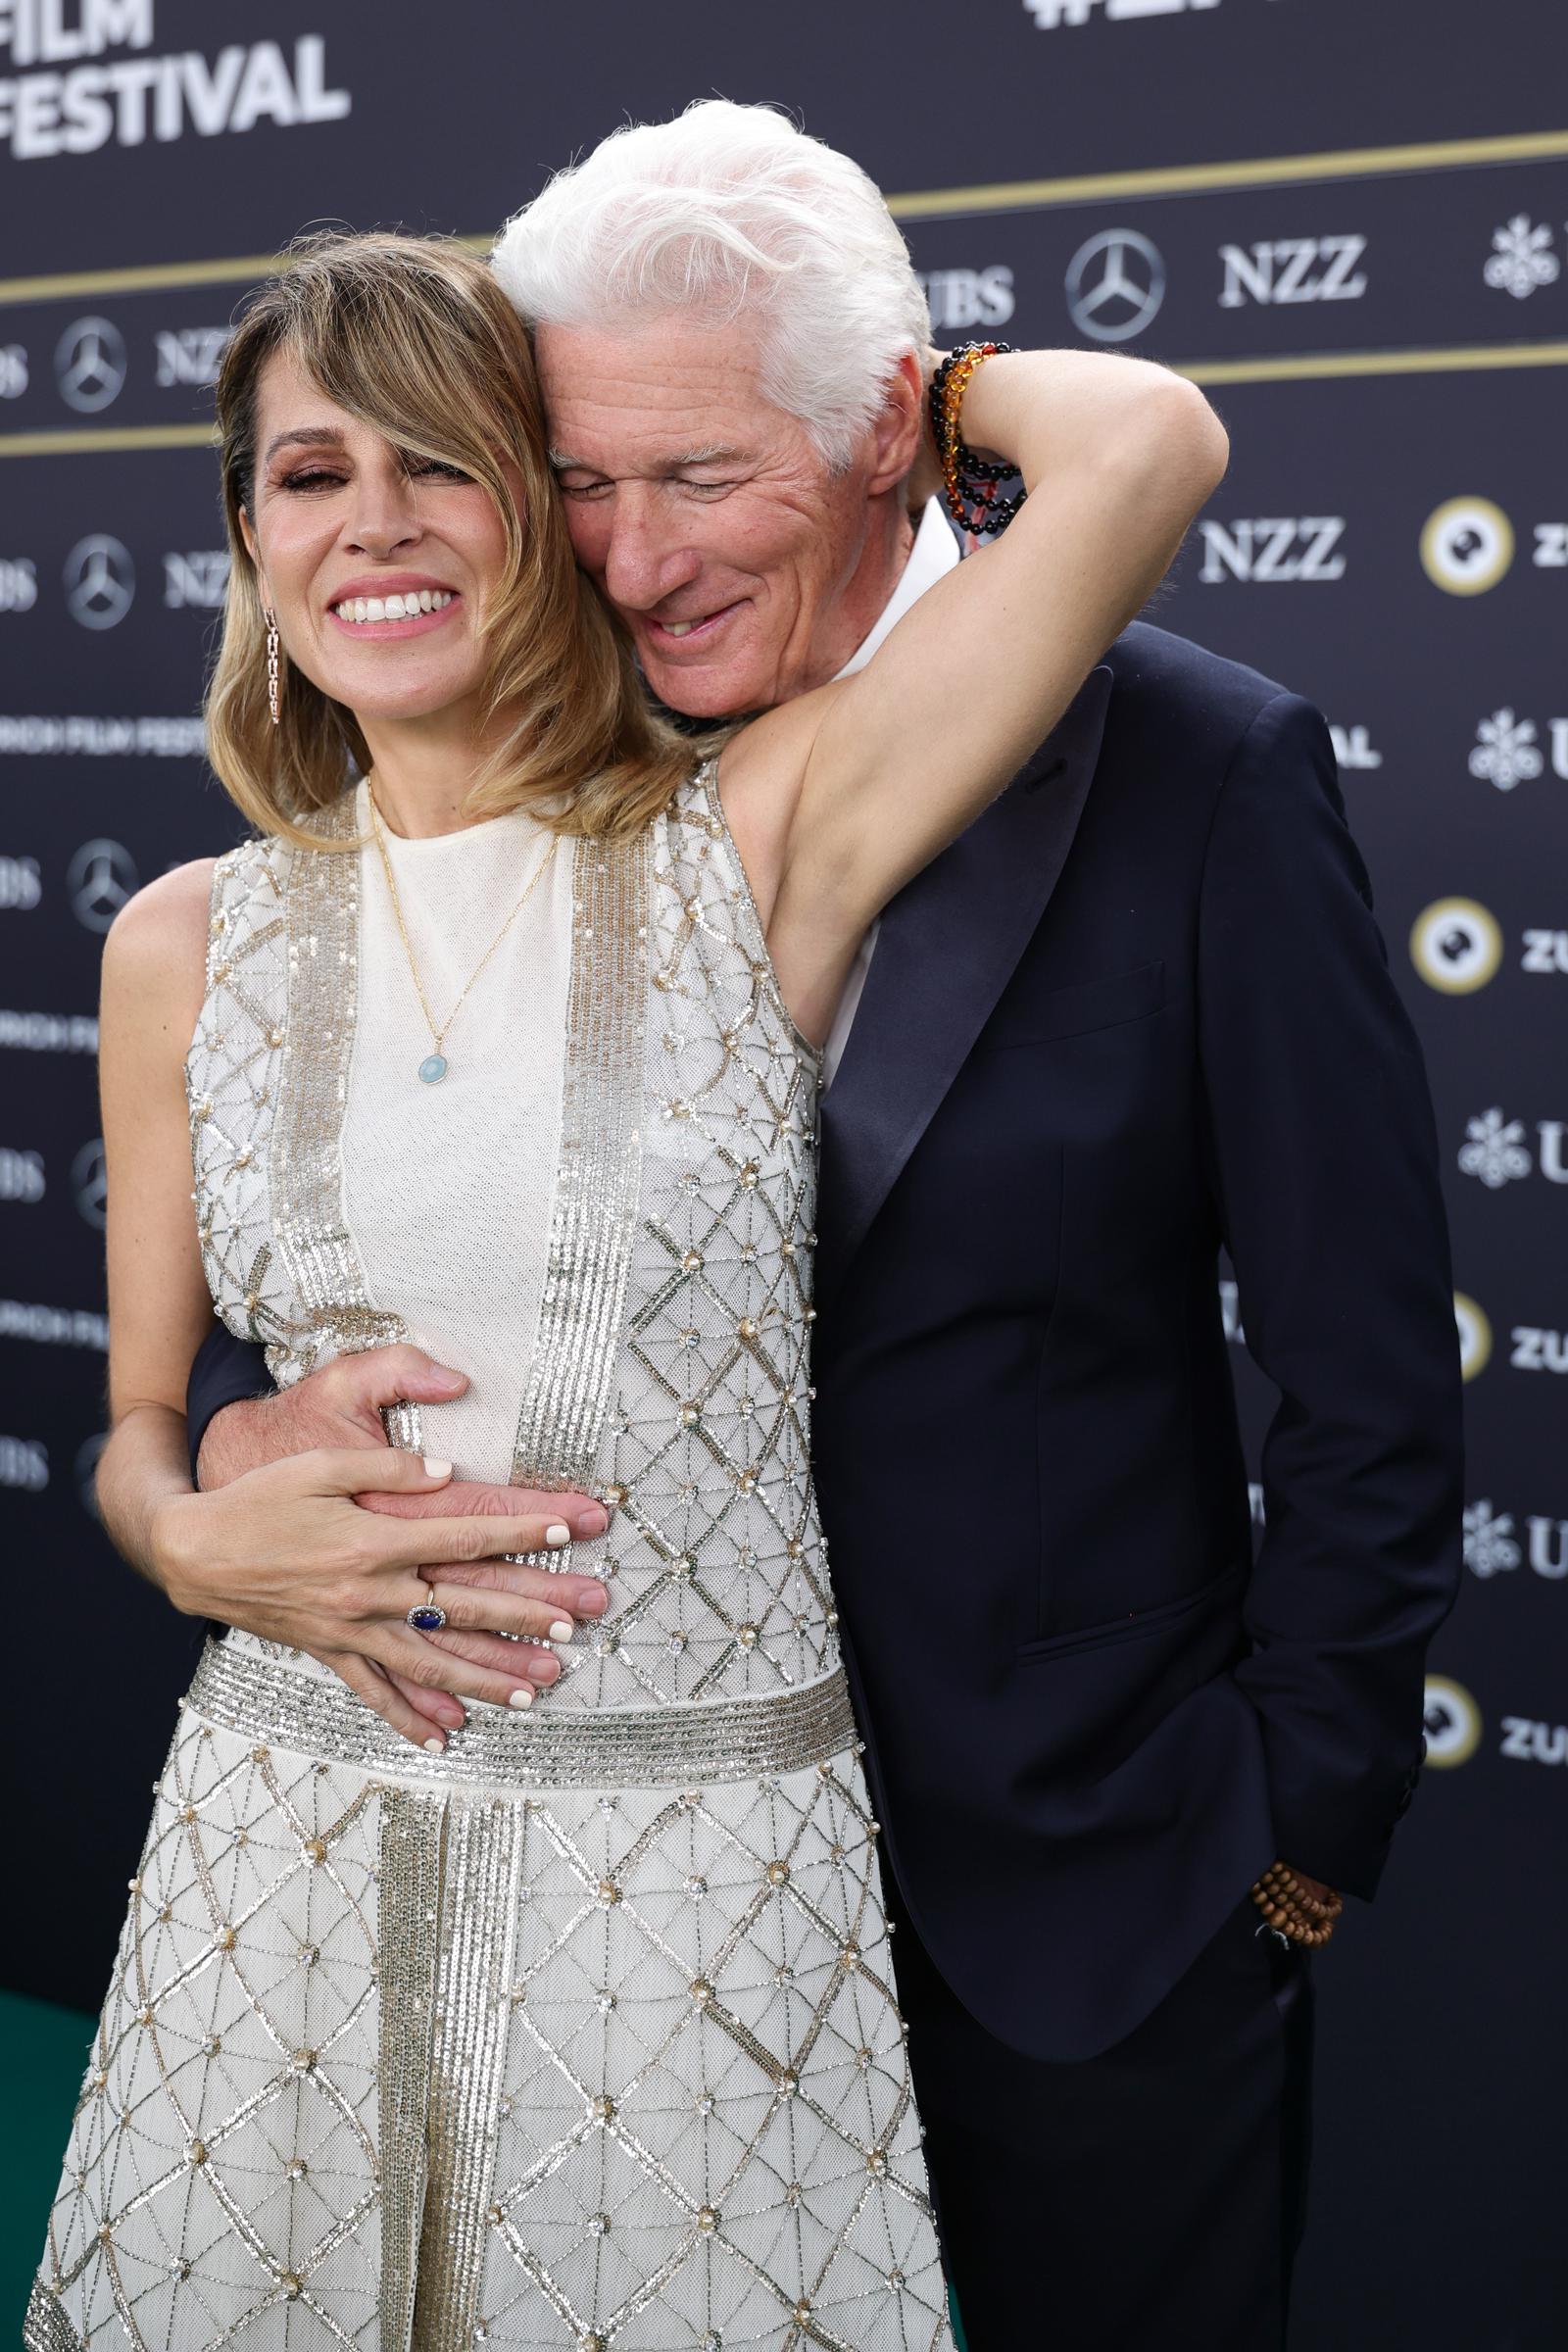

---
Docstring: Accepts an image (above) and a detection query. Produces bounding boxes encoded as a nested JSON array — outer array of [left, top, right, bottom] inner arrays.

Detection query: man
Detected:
[[184, 103, 1461, 2347]]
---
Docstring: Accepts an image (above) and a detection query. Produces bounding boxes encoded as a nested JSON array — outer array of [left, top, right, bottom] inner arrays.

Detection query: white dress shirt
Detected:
[[820, 498, 960, 1090]]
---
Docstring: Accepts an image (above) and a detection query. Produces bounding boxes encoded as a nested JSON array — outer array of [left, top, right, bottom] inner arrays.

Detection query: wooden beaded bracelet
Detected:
[[1250, 1861, 1345, 1947]]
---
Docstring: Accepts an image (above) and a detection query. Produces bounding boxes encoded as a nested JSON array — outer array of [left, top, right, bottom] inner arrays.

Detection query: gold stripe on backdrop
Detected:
[[883, 126, 1568, 220], [0, 129, 1561, 306], [4, 343, 1567, 459]]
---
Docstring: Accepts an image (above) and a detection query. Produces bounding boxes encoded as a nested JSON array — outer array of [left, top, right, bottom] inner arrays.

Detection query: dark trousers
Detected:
[[886, 1886, 1315, 2351]]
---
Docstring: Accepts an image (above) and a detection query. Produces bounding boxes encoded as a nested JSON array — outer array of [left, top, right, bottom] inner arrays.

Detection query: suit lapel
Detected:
[[815, 663, 1112, 1308]]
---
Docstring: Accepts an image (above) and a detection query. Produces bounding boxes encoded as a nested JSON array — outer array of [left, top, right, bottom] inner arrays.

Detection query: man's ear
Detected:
[[866, 350, 926, 497]]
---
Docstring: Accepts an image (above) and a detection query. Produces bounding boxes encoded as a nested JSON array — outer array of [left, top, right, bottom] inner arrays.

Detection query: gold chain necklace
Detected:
[[366, 782, 558, 1086]]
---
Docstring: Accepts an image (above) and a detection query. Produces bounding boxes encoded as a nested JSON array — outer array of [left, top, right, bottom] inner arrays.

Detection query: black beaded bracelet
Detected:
[[928, 342, 1028, 538]]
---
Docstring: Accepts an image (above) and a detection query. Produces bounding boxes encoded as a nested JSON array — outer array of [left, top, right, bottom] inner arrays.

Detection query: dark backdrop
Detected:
[[2, 3, 1564, 2344]]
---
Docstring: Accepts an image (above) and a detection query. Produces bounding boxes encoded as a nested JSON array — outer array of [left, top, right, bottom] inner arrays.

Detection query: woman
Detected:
[[31, 230, 1224, 2350]]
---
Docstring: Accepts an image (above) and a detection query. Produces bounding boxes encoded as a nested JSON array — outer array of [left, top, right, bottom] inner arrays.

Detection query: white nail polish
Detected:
[[545, 1523, 571, 1548], [548, 1619, 574, 1644], [422, 1456, 452, 1479], [422, 1738, 444, 1754], [510, 1688, 534, 1709]]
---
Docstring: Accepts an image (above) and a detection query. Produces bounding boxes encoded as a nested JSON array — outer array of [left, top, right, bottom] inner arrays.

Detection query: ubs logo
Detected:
[[0, 856, 41, 909], [1408, 898, 1502, 995], [64, 534, 135, 630], [1420, 497, 1515, 595], [66, 837, 137, 933], [0, 1147, 45, 1202], [54, 316, 127, 415], [1458, 1109, 1568, 1189], [919, 268, 1015, 332], [1423, 1676, 1482, 1768], [0, 558, 38, 612], [1065, 229, 1166, 344], [1453, 1292, 1492, 1384]]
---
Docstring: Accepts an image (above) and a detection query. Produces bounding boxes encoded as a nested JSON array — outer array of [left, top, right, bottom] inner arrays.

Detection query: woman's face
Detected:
[[241, 349, 514, 730]]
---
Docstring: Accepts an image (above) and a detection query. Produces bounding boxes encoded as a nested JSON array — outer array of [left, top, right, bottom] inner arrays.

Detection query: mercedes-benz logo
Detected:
[[1065, 227, 1167, 344], [73, 1138, 108, 1230], [64, 533, 135, 630], [75, 1432, 108, 1519], [66, 837, 138, 933], [55, 315, 127, 415]]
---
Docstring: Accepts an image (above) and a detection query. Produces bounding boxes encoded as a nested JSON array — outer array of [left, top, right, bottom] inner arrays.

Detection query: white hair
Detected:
[[491, 100, 931, 471]]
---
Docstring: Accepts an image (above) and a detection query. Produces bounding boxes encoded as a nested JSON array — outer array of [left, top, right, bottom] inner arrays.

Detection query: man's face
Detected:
[[536, 316, 911, 716]]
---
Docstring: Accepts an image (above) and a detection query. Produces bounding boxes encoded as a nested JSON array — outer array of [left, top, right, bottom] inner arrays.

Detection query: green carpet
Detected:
[[4, 1989, 95, 2330], [3, 1987, 968, 2346]]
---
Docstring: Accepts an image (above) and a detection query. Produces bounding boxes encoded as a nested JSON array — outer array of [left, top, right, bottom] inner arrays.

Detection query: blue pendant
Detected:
[[417, 1054, 449, 1085]]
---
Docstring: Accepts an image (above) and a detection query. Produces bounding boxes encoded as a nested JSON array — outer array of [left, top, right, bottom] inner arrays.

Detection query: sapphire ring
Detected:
[[406, 1599, 448, 1634]]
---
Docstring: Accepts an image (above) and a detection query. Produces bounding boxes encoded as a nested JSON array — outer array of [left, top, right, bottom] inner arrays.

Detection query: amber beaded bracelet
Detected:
[[928, 341, 1027, 538], [1250, 1861, 1345, 1948]]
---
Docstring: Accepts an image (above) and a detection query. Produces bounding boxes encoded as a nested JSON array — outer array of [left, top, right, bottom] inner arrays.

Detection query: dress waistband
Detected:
[[185, 1639, 859, 1791]]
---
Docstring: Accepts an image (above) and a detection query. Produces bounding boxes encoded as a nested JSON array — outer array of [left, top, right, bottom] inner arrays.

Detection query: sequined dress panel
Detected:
[[31, 770, 954, 2352]]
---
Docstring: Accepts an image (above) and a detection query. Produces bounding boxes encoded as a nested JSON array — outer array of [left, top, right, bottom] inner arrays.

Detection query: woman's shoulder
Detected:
[[101, 856, 220, 1035]]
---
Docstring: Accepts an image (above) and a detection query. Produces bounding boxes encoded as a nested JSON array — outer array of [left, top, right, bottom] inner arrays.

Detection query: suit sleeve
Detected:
[[185, 1324, 274, 1484], [1198, 690, 1463, 1897]]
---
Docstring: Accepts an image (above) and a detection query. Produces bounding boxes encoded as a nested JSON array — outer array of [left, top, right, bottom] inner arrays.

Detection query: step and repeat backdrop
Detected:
[[2, 1, 1563, 2341]]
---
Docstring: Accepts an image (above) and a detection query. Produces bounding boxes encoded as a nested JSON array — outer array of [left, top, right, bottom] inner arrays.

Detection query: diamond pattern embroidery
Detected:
[[475, 1760, 949, 2349], [559, 781, 836, 1716], [39, 1714, 384, 2347]]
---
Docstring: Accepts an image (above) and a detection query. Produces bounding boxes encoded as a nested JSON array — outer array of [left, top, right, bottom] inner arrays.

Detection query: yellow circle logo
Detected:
[[1409, 898, 1502, 994], [1423, 1675, 1482, 1768], [1454, 1292, 1493, 1382], [1420, 497, 1515, 595]]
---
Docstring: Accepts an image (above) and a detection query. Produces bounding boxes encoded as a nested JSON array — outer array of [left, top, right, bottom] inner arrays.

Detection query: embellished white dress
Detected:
[[30, 769, 955, 2352]]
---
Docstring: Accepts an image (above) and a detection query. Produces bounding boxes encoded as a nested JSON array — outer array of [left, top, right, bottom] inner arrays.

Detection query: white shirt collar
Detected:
[[832, 498, 959, 682]]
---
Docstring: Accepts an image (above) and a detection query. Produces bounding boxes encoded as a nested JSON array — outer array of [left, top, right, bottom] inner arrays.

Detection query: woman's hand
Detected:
[[153, 1445, 600, 1751]]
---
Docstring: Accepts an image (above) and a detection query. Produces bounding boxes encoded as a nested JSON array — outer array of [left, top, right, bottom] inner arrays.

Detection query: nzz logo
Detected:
[[1199, 517, 1346, 584], [1218, 235, 1367, 308]]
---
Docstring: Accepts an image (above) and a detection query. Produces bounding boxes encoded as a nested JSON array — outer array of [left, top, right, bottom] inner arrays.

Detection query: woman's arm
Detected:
[[93, 864, 607, 1748], [721, 348, 1228, 1043]]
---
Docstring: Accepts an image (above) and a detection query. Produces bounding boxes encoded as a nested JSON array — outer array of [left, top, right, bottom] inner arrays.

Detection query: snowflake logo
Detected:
[[1463, 1499, 1522, 1578], [1483, 216, 1560, 300], [1457, 1106, 1532, 1189], [1469, 709, 1544, 793]]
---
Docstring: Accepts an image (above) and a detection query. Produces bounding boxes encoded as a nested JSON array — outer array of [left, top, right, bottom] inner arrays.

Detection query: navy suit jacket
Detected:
[[185, 621, 1462, 2061]]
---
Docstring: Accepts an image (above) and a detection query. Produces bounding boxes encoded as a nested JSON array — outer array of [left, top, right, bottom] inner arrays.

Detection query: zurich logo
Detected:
[[66, 837, 138, 933], [1065, 227, 1166, 343], [55, 315, 127, 415], [64, 533, 135, 630]]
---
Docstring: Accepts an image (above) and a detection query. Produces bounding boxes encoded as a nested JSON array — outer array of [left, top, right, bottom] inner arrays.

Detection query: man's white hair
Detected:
[[491, 100, 931, 471]]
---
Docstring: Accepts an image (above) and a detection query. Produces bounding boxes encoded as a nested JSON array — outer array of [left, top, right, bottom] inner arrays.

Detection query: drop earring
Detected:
[[263, 602, 280, 726]]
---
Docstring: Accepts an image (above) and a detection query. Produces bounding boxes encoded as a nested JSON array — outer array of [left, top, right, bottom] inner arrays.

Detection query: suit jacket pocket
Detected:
[[1016, 1558, 1248, 1664], [979, 958, 1166, 1052]]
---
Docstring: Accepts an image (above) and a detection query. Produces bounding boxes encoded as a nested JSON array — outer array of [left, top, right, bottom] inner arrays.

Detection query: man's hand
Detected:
[[194, 1346, 611, 1736]]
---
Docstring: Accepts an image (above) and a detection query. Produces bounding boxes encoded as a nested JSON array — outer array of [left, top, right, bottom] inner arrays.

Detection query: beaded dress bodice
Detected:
[[185, 765, 838, 1714]]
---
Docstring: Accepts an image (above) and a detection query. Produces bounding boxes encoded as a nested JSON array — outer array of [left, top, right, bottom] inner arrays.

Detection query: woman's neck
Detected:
[[356, 701, 496, 838]]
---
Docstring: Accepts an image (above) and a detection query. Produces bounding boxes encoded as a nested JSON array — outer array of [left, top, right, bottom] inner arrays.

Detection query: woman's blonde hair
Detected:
[[208, 230, 697, 845]]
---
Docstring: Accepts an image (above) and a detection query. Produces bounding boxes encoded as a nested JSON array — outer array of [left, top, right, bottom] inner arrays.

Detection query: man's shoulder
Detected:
[[1102, 619, 1300, 738]]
